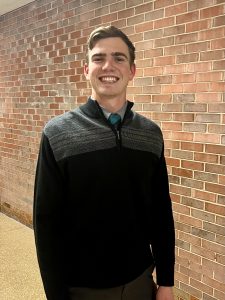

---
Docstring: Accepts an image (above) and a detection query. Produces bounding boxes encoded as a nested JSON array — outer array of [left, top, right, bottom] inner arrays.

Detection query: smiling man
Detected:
[[84, 36, 136, 112], [33, 26, 175, 300]]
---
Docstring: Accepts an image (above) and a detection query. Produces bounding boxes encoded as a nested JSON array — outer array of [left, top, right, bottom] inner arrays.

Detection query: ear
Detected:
[[129, 63, 136, 80], [84, 63, 89, 79]]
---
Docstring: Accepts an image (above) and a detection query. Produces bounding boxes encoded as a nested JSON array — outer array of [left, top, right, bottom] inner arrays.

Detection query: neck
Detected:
[[91, 95, 127, 113]]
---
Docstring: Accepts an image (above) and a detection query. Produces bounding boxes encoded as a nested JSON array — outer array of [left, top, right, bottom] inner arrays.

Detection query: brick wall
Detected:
[[0, 0, 225, 299]]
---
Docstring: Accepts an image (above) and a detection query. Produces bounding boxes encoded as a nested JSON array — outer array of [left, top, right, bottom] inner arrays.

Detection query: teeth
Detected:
[[101, 77, 118, 82]]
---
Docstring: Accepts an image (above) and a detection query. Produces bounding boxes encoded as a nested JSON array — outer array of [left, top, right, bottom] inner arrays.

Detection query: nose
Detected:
[[102, 58, 115, 71]]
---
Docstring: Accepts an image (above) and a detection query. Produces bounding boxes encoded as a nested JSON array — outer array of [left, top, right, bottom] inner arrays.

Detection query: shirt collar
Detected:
[[79, 97, 134, 121], [100, 102, 128, 120]]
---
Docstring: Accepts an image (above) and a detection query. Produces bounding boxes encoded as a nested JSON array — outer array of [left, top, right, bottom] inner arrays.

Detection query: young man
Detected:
[[33, 26, 175, 300]]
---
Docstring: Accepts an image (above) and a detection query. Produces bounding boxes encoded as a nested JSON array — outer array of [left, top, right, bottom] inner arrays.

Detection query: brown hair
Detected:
[[86, 26, 135, 65]]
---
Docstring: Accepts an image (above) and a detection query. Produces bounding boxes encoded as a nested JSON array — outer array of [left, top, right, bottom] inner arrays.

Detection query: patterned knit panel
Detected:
[[44, 108, 163, 162]]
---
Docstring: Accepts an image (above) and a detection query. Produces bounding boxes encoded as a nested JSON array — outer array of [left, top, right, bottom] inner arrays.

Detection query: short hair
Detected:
[[86, 25, 135, 65]]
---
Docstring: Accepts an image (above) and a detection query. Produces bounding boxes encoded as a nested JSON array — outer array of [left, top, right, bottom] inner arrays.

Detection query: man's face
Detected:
[[84, 37, 136, 102]]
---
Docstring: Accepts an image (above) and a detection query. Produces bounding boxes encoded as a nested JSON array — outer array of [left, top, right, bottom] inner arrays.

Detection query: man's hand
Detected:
[[156, 286, 174, 300]]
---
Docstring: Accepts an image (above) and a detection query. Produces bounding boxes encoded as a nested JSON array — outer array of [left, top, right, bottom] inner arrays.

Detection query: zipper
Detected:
[[94, 99, 133, 150], [115, 127, 121, 150]]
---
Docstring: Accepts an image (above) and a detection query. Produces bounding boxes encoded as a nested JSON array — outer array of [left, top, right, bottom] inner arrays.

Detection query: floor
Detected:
[[1, 212, 185, 300], [0, 213, 46, 300]]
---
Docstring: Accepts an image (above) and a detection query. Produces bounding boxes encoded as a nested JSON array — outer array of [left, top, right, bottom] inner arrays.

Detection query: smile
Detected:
[[99, 76, 119, 83]]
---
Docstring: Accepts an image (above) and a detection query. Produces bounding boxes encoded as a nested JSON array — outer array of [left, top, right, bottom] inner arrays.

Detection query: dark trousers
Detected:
[[69, 265, 157, 300]]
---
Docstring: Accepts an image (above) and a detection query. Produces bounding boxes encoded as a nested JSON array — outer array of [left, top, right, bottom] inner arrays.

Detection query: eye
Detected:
[[115, 56, 125, 62], [93, 58, 103, 63], [92, 56, 104, 63]]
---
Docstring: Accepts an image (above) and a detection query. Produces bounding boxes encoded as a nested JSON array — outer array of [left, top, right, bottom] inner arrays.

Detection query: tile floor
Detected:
[[0, 213, 46, 299]]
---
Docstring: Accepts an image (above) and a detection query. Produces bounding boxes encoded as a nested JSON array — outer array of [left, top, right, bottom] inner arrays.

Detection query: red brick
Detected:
[[145, 8, 164, 21], [181, 142, 203, 153], [143, 103, 161, 112], [200, 50, 224, 62], [208, 102, 225, 112], [183, 123, 206, 133], [162, 121, 182, 131], [188, 0, 214, 11], [195, 152, 219, 164], [135, 2, 153, 14], [164, 64, 186, 74], [211, 38, 225, 50], [193, 190, 216, 207], [166, 157, 180, 167], [205, 163, 225, 175], [205, 184, 225, 198], [153, 75, 172, 84], [186, 41, 210, 53], [165, 3, 187, 17], [200, 4, 225, 18], [144, 28, 163, 40], [144, 48, 163, 58], [199, 27, 225, 41], [127, 14, 144, 26], [197, 71, 223, 82], [126, 0, 142, 8], [171, 184, 191, 197], [194, 133, 220, 144], [164, 25, 185, 37], [154, 16, 175, 29], [135, 40, 154, 51], [213, 59, 225, 70], [173, 73, 195, 83], [184, 103, 207, 112], [176, 11, 199, 24], [196, 93, 222, 103], [142, 85, 161, 94], [219, 175, 225, 185], [208, 124, 225, 134], [162, 84, 183, 93], [171, 131, 194, 142], [213, 15, 225, 26], [191, 278, 213, 295], [192, 227, 215, 243], [135, 21, 153, 33], [154, 36, 174, 47], [176, 33, 198, 45], [206, 144, 225, 155], [176, 53, 199, 63], [95, 6, 109, 17], [194, 171, 218, 184], [173, 167, 193, 178], [152, 112, 173, 121], [182, 75, 206, 89], [154, 0, 172, 9], [202, 274, 225, 295], [118, 8, 134, 19]]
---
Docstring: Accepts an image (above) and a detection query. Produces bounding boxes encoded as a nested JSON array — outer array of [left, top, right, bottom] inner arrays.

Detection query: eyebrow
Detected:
[[91, 52, 129, 60], [112, 52, 129, 60]]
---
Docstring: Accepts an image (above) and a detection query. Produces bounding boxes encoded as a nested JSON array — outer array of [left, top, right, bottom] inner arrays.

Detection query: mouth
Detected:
[[99, 76, 119, 83]]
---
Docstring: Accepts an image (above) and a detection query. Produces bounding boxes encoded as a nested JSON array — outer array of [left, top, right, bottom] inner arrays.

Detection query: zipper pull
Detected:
[[116, 130, 120, 140]]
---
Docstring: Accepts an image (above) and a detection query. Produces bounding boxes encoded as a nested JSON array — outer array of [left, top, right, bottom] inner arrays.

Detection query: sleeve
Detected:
[[33, 133, 70, 300], [151, 145, 175, 287]]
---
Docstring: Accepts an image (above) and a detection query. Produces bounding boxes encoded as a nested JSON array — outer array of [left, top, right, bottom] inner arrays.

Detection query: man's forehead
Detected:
[[87, 37, 131, 61], [91, 52, 128, 57]]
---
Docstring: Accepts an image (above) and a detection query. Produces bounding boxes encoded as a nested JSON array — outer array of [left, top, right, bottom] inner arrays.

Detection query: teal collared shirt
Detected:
[[100, 102, 128, 121]]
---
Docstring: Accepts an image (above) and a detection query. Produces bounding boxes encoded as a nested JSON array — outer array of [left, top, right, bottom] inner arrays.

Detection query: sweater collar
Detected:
[[100, 102, 128, 120], [79, 97, 134, 121]]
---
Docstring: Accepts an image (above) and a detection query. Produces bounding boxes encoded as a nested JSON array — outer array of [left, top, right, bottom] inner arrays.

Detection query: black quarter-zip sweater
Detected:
[[33, 98, 175, 300]]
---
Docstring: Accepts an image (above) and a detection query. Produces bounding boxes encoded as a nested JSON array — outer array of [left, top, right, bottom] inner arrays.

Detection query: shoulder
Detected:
[[122, 111, 164, 158], [132, 112, 163, 138], [43, 108, 81, 138]]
